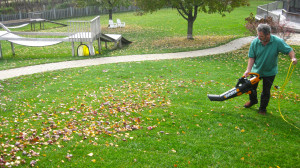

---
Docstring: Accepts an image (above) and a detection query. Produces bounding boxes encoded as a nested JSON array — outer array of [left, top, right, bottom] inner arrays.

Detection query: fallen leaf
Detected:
[[30, 160, 36, 167], [147, 126, 153, 130]]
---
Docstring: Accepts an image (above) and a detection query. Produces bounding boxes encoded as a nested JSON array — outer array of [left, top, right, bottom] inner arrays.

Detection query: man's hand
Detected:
[[292, 58, 297, 65], [289, 50, 297, 65], [243, 71, 250, 77]]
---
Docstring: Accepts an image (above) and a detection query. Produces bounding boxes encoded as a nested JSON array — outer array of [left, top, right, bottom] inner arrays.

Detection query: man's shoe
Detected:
[[258, 109, 267, 115], [244, 101, 257, 108]]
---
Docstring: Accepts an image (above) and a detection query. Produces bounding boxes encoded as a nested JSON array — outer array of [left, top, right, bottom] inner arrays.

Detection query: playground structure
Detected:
[[2, 12, 68, 31], [0, 15, 131, 59]]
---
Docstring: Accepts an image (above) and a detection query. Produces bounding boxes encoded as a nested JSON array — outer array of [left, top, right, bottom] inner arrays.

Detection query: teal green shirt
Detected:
[[248, 35, 292, 77]]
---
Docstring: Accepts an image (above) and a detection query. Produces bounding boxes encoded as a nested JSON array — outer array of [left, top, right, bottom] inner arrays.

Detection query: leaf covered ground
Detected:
[[0, 45, 299, 167]]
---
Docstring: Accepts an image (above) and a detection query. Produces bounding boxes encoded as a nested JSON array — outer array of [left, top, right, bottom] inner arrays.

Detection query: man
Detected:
[[243, 23, 297, 115]]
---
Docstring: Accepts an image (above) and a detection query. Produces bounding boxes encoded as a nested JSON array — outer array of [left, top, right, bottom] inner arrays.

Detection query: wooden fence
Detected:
[[0, 5, 137, 22]]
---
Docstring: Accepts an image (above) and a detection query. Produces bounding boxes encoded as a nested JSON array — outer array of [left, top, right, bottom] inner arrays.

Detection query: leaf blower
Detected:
[[207, 73, 260, 101]]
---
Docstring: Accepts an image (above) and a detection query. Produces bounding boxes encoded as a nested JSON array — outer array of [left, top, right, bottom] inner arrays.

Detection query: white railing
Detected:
[[67, 16, 101, 42], [90, 16, 101, 39]]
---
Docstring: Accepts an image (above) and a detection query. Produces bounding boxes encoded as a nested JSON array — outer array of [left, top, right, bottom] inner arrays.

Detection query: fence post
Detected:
[[70, 7, 73, 17], [19, 11, 22, 19], [53, 8, 56, 20]]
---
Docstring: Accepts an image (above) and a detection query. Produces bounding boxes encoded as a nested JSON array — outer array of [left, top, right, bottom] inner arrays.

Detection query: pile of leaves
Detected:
[[150, 35, 236, 49], [0, 79, 171, 167]]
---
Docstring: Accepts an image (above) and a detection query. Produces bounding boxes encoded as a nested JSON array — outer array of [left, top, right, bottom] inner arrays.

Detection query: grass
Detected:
[[0, 0, 270, 70], [0, 45, 299, 167], [1, 0, 299, 167]]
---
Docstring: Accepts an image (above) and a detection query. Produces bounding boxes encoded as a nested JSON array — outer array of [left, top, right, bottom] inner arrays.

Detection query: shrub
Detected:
[[0, 7, 15, 14], [55, 1, 76, 9], [245, 12, 257, 35]]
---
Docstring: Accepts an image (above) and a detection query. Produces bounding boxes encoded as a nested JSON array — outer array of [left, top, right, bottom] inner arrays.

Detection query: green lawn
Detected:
[[1, 0, 299, 167], [0, 45, 299, 167], [0, 0, 270, 70]]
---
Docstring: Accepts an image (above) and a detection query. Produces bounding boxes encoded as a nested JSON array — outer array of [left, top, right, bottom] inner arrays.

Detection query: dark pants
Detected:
[[249, 75, 275, 110]]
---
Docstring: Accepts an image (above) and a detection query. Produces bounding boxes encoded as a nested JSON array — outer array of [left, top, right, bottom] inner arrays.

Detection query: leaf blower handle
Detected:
[[242, 72, 260, 78], [244, 72, 260, 85]]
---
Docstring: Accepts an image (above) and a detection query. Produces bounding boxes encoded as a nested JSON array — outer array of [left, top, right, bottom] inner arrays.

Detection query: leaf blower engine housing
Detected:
[[207, 73, 260, 101]]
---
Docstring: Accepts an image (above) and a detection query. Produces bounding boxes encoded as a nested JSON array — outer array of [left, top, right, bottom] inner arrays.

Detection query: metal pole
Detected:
[[10, 42, 15, 56], [72, 42, 75, 56], [97, 38, 101, 54], [89, 42, 94, 55], [0, 41, 2, 59]]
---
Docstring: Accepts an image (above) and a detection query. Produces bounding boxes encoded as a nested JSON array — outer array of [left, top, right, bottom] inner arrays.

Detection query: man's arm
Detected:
[[244, 58, 255, 77], [289, 50, 297, 65]]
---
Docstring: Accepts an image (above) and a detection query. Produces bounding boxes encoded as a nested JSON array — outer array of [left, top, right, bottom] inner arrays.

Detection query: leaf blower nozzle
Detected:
[[207, 73, 260, 101]]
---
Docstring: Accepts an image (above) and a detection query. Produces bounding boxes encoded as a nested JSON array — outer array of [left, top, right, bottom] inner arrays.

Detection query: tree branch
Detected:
[[176, 2, 190, 21], [178, 2, 188, 16], [193, 5, 198, 22], [177, 8, 188, 21]]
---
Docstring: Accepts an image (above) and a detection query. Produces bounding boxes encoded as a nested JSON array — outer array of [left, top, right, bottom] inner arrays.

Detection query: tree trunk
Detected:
[[109, 9, 113, 20], [4, 0, 9, 7], [187, 17, 194, 40], [286, 0, 290, 12]]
